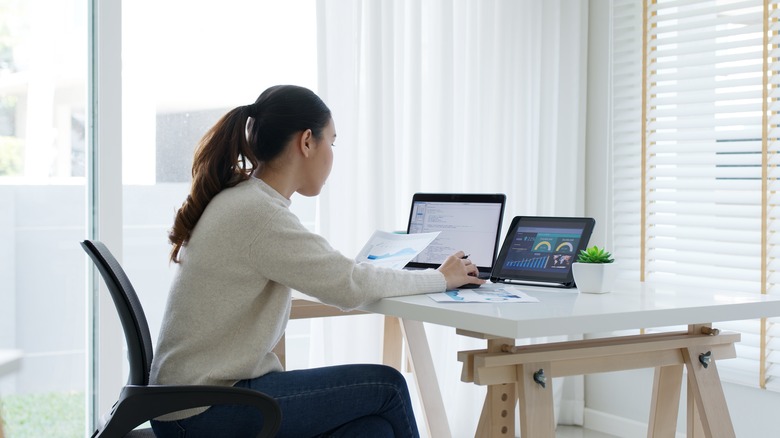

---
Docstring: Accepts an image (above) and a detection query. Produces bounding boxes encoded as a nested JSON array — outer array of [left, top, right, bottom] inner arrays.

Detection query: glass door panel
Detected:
[[0, 0, 87, 436]]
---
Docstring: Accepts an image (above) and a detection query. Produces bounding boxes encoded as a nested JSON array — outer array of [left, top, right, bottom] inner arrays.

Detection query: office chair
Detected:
[[81, 240, 282, 438]]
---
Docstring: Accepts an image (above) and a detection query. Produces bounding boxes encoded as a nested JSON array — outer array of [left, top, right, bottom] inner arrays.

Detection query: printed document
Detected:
[[356, 230, 440, 270], [428, 283, 539, 303]]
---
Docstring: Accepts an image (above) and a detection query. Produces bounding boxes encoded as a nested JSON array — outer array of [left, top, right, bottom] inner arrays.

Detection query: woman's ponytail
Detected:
[[168, 85, 331, 263], [168, 105, 256, 262]]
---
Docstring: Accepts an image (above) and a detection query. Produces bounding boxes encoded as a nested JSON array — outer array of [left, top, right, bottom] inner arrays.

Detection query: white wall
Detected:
[[584, 2, 780, 436]]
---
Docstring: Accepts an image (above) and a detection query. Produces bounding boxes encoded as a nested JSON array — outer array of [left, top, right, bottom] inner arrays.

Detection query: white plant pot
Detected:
[[572, 262, 618, 294]]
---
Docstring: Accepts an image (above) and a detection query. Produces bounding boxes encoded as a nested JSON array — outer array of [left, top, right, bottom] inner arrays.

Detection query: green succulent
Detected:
[[576, 246, 614, 263]]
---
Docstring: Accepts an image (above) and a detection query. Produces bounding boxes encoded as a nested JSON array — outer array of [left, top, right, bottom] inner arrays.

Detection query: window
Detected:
[[0, 0, 88, 436], [613, 0, 780, 389], [1, 1, 323, 436]]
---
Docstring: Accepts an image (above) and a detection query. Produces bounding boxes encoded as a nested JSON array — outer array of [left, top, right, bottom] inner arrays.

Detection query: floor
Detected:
[[556, 425, 621, 438]]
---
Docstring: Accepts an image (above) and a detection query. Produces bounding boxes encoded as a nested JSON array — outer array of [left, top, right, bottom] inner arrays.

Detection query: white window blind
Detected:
[[611, 0, 644, 280], [611, 0, 780, 389]]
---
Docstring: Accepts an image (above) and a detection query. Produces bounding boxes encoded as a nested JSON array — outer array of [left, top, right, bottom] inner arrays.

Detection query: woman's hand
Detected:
[[437, 251, 486, 289]]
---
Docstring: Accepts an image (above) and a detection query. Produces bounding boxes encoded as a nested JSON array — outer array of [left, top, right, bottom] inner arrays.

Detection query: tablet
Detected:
[[491, 216, 595, 288]]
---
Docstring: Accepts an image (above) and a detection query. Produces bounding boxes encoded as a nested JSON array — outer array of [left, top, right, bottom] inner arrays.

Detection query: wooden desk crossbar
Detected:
[[457, 325, 740, 438]]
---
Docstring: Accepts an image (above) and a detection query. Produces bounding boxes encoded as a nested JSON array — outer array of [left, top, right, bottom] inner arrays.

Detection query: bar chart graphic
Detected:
[[504, 255, 549, 269]]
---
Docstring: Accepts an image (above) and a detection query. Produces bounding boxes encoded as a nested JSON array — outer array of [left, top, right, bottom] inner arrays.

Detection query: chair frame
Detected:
[[81, 239, 281, 438]]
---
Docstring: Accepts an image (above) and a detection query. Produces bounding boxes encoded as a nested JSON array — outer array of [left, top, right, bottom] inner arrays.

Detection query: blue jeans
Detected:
[[150, 364, 420, 437]]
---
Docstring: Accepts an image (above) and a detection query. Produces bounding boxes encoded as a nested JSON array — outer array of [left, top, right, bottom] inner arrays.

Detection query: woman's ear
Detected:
[[299, 129, 314, 157]]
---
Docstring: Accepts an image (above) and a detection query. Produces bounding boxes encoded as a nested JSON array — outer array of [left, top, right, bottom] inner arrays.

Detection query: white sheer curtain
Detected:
[[311, 0, 588, 434]]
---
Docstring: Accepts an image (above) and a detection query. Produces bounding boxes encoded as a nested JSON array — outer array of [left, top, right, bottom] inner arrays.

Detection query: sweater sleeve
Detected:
[[249, 209, 446, 310]]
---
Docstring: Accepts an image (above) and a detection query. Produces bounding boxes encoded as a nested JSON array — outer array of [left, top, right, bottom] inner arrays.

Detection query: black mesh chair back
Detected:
[[81, 240, 153, 386], [81, 239, 281, 437]]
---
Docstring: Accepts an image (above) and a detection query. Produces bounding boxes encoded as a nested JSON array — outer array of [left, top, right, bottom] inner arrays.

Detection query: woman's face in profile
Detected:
[[299, 118, 336, 197]]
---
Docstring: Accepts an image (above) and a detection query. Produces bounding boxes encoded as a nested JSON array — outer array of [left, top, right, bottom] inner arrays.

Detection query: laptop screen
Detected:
[[404, 193, 506, 274]]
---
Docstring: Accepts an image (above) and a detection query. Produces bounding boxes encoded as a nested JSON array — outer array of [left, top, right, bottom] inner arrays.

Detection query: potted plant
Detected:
[[572, 246, 617, 294]]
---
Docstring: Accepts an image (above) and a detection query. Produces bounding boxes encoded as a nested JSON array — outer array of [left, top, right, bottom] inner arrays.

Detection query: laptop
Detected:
[[491, 216, 595, 288], [403, 193, 506, 280]]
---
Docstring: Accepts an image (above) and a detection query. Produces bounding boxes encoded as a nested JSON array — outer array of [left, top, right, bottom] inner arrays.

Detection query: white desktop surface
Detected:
[[361, 280, 780, 339]]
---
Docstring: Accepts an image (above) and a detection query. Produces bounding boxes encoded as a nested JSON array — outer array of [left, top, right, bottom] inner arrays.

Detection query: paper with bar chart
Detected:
[[356, 230, 441, 270]]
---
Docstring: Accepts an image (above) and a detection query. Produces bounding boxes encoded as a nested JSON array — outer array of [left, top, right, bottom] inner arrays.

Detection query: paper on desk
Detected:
[[355, 230, 440, 270], [427, 284, 539, 303]]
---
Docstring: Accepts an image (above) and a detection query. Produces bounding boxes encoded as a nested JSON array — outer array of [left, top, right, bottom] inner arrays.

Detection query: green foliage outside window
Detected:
[[0, 136, 22, 176], [1, 392, 84, 438], [0, 0, 23, 72]]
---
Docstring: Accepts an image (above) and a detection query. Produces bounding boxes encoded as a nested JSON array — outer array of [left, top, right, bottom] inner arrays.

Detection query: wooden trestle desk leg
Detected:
[[687, 378, 706, 438], [383, 316, 451, 437], [399, 318, 453, 438], [683, 344, 735, 438], [683, 324, 735, 438], [385, 319, 452, 438], [473, 338, 555, 437], [382, 316, 404, 371], [647, 364, 683, 437], [475, 338, 525, 438], [517, 360, 555, 437], [273, 333, 286, 370]]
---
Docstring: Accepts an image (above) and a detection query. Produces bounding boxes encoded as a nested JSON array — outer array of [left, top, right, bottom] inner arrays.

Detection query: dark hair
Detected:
[[168, 85, 332, 263]]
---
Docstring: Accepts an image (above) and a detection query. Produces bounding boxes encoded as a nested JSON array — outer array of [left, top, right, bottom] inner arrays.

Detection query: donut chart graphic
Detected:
[[556, 241, 574, 252], [534, 241, 552, 251]]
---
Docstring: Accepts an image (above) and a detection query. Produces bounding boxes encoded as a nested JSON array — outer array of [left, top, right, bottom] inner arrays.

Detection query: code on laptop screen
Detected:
[[408, 201, 503, 268]]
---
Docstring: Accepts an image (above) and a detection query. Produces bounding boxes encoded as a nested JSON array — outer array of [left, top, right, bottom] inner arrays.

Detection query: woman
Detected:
[[150, 85, 483, 437]]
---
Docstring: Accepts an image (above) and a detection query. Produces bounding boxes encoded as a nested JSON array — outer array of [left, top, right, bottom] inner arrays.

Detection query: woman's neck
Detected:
[[254, 166, 296, 199]]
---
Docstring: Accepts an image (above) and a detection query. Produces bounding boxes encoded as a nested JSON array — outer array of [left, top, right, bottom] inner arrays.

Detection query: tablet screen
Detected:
[[491, 216, 595, 287]]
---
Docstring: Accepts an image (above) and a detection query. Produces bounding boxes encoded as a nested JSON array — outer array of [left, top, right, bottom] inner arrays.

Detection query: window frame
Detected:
[[87, 0, 124, 431]]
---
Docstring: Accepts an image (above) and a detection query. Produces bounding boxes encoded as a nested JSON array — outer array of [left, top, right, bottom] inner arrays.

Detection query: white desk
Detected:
[[361, 281, 780, 438]]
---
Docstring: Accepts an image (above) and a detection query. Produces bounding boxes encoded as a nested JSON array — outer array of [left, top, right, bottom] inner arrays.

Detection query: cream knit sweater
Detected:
[[150, 178, 445, 420]]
